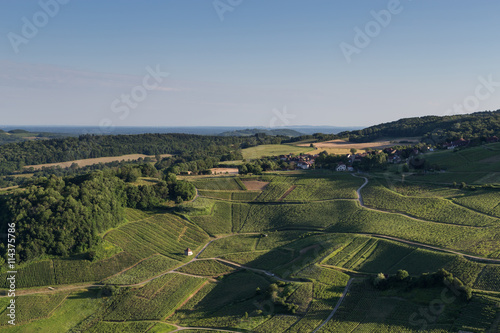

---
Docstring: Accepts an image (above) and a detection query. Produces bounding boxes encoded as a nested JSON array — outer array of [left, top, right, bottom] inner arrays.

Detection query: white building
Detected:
[[336, 164, 347, 171]]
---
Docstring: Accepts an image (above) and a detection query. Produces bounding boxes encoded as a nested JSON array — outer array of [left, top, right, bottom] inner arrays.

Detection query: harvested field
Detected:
[[299, 138, 420, 155], [24, 154, 172, 170], [241, 181, 269, 191], [210, 167, 239, 175]]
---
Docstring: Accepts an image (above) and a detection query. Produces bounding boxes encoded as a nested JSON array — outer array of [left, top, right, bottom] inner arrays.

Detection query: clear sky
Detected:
[[1, 0, 500, 128]]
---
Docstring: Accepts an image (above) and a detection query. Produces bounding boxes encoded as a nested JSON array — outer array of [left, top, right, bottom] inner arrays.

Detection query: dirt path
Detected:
[[165, 281, 209, 320], [8, 283, 101, 297], [207, 258, 297, 283], [363, 234, 500, 264], [2, 233, 259, 297], [351, 174, 486, 229], [278, 185, 297, 201], [171, 326, 242, 332], [312, 278, 355, 332]]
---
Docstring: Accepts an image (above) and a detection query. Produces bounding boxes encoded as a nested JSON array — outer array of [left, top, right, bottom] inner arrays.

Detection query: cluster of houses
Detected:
[[279, 154, 317, 170], [382, 148, 406, 164], [486, 136, 499, 143], [442, 138, 471, 150], [442, 137, 498, 149], [274, 136, 499, 173]]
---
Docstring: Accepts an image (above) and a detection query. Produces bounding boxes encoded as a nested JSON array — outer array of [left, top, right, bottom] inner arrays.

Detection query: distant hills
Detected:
[[0, 129, 69, 145], [217, 128, 304, 137], [2, 109, 499, 144]]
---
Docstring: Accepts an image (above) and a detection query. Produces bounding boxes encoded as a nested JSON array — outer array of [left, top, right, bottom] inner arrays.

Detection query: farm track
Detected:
[[452, 200, 500, 219], [277, 185, 297, 201], [201, 257, 297, 283], [3, 233, 257, 297], [364, 234, 500, 264], [312, 278, 355, 332], [351, 174, 487, 229], [171, 325, 243, 332]]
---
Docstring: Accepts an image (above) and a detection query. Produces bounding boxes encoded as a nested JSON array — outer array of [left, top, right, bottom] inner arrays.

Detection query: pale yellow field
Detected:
[[242, 144, 315, 159], [299, 138, 420, 155], [241, 181, 269, 191], [210, 167, 239, 175], [25, 154, 172, 170]]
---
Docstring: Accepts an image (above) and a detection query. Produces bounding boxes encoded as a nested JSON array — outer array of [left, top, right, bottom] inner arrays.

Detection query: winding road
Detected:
[[351, 174, 486, 229], [350, 173, 500, 264], [312, 278, 355, 333]]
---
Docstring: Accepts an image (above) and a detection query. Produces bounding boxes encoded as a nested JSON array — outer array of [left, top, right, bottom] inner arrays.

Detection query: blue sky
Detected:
[[1, 0, 500, 128]]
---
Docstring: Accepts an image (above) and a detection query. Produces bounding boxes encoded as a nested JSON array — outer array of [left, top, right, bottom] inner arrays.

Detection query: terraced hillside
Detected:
[[1, 171, 499, 332]]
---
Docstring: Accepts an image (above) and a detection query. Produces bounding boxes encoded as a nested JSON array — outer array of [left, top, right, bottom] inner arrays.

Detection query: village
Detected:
[[276, 136, 499, 172]]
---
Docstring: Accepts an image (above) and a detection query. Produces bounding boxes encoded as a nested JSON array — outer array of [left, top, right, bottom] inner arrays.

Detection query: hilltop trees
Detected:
[[0, 172, 125, 261]]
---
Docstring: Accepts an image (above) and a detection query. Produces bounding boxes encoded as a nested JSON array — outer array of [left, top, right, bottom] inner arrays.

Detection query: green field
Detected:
[[241, 144, 315, 160]]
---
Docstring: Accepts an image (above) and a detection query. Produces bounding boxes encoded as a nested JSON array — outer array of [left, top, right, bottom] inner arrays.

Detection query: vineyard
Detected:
[[474, 265, 500, 291], [198, 234, 258, 258], [105, 213, 209, 261], [169, 271, 271, 328], [196, 190, 261, 201], [177, 259, 236, 276], [453, 190, 500, 218], [283, 175, 362, 201], [316, 280, 500, 332], [124, 207, 151, 223], [53, 251, 140, 285], [0, 260, 55, 288], [86, 321, 155, 333], [236, 200, 360, 232], [104, 273, 206, 321], [4, 169, 500, 332], [189, 200, 232, 235], [286, 282, 313, 313], [331, 206, 500, 258], [104, 255, 180, 285], [361, 180, 498, 227], [231, 191, 261, 201], [321, 236, 500, 291], [192, 177, 246, 191], [285, 300, 336, 333], [255, 181, 293, 202], [198, 190, 232, 200], [0, 292, 69, 326], [254, 315, 299, 333]]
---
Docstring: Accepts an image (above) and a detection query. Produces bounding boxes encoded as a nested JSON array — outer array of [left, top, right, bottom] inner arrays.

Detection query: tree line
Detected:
[[0, 133, 286, 175]]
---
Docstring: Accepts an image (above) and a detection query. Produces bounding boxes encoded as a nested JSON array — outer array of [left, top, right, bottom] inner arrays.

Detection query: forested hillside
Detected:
[[343, 110, 500, 143], [0, 169, 195, 263], [284, 110, 500, 144], [0, 133, 285, 175]]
